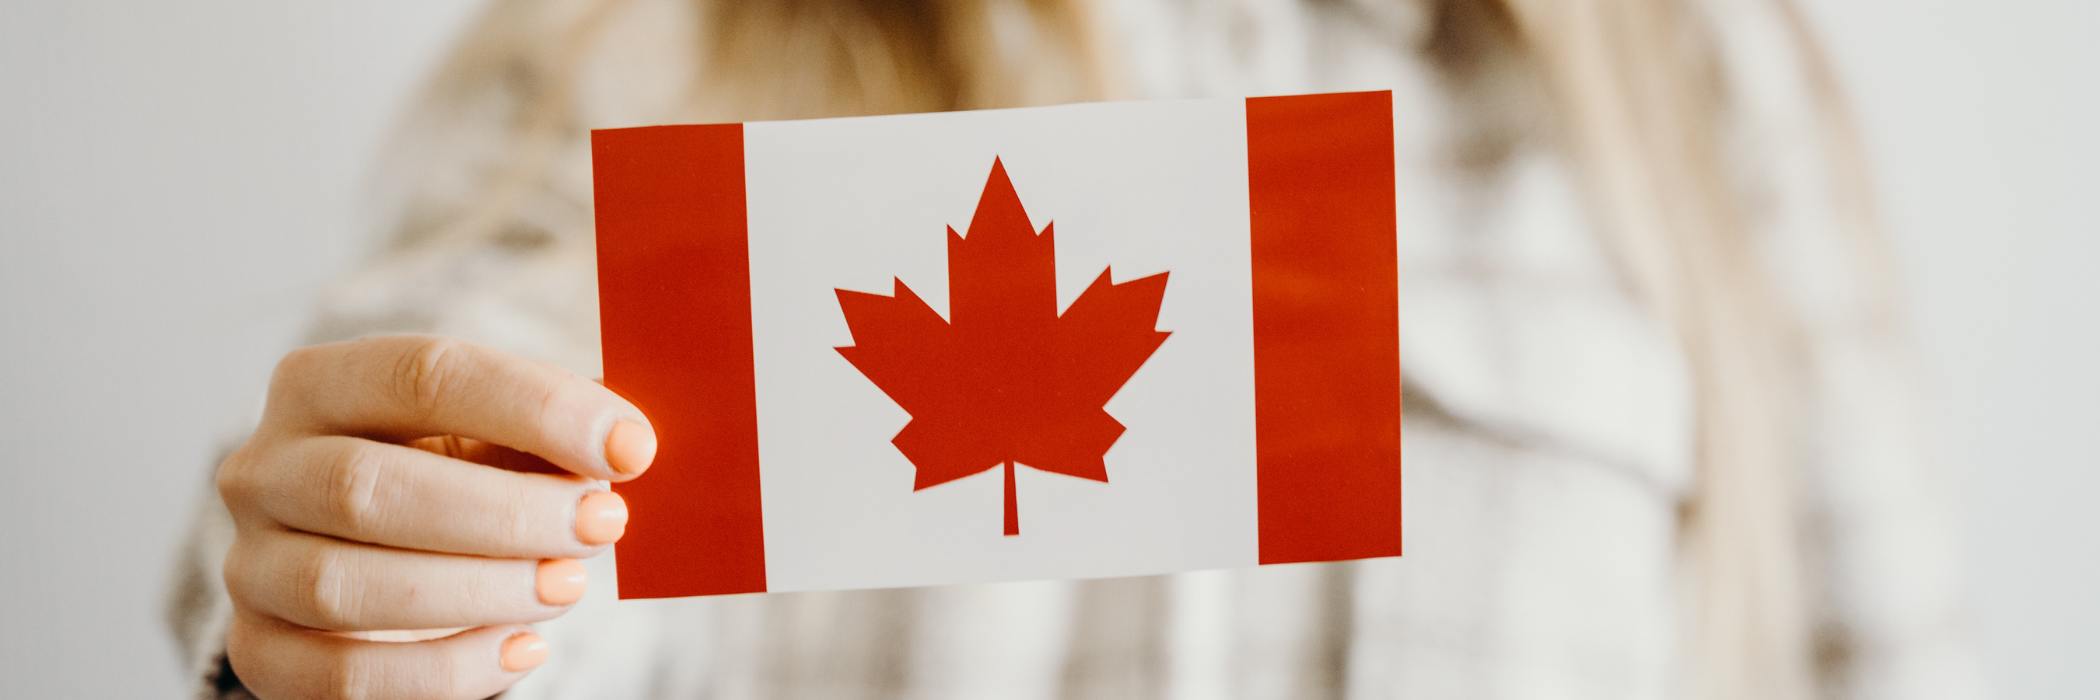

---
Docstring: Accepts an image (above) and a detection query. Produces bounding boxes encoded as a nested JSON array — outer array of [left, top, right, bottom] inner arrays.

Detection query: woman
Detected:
[[168, 0, 1975, 698]]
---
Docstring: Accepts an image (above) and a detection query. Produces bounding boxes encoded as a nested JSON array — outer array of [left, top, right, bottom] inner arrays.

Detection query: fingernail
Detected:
[[574, 491, 629, 545], [500, 631, 548, 672], [605, 421, 657, 476], [535, 559, 587, 606]]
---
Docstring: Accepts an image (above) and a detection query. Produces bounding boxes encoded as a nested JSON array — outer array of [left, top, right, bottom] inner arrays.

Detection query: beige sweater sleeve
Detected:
[[163, 443, 248, 699]]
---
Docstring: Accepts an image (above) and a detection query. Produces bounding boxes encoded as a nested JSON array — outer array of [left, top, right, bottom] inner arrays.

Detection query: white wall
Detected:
[[0, 3, 480, 696], [0, 2, 2092, 697], [1804, 1, 2100, 697]]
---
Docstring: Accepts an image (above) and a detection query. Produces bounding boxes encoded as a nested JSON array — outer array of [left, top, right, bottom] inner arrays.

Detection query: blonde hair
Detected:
[[380, 1, 1887, 697], [1498, 2, 1844, 696]]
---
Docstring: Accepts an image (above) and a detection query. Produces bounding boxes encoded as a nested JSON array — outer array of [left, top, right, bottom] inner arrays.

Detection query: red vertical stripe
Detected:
[[1246, 91, 1404, 564], [594, 124, 767, 597]]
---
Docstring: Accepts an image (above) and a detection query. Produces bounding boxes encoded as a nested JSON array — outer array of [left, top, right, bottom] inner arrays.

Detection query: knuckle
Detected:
[[265, 345, 335, 422], [221, 617, 267, 688], [269, 345, 325, 394], [391, 337, 468, 417], [321, 443, 387, 536], [533, 367, 575, 422], [222, 617, 252, 659], [214, 446, 259, 511], [532, 378, 569, 439], [220, 537, 256, 605], [264, 344, 341, 432], [295, 546, 358, 630]]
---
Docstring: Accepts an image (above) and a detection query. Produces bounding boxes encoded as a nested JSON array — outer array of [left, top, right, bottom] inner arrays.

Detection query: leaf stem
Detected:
[[1003, 461, 1019, 536]]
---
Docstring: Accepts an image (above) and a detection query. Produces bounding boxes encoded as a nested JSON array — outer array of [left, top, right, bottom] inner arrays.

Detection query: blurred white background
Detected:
[[0, 2, 2092, 696]]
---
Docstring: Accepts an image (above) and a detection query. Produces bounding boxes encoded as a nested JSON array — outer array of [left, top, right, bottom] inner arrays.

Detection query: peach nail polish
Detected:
[[604, 421, 657, 476], [500, 631, 548, 673], [535, 559, 587, 606], [575, 491, 629, 545]]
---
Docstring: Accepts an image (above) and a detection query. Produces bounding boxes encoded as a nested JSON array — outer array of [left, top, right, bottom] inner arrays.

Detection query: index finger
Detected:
[[267, 335, 656, 480]]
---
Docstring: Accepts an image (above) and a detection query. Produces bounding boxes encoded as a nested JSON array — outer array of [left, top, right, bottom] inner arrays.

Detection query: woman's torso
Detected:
[[300, 3, 1700, 698]]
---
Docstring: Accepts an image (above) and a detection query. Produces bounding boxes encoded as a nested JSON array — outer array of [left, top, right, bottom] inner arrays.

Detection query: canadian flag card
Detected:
[[594, 90, 1402, 599]]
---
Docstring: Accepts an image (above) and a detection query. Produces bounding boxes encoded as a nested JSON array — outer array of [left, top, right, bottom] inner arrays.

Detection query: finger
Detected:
[[231, 436, 625, 558], [225, 528, 585, 632], [227, 612, 544, 700], [267, 335, 656, 480]]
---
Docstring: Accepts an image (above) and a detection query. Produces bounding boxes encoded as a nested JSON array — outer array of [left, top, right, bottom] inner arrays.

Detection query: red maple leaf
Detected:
[[834, 158, 1171, 536]]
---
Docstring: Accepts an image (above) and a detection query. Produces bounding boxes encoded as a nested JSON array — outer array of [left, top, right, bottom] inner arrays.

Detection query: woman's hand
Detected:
[[215, 335, 656, 699]]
